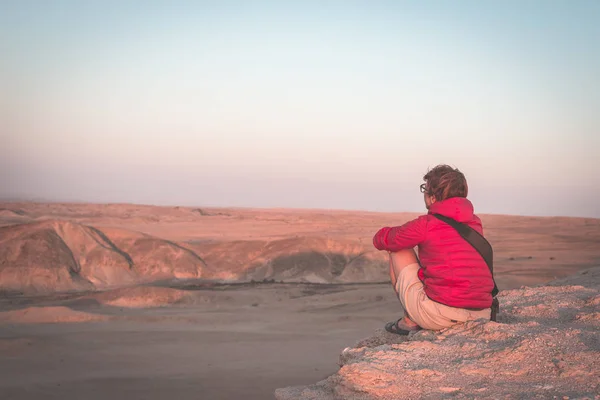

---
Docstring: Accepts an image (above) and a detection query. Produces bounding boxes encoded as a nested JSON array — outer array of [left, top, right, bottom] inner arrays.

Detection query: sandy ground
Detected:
[[0, 283, 399, 400], [1, 202, 599, 399]]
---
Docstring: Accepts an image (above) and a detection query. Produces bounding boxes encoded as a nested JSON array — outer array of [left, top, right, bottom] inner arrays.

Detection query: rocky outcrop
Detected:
[[0, 219, 389, 295], [194, 236, 388, 283], [275, 267, 600, 399], [0, 220, 208, 295]]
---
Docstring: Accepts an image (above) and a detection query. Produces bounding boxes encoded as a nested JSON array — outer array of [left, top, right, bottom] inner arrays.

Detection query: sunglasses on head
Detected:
[[420, 183, 427, 193]]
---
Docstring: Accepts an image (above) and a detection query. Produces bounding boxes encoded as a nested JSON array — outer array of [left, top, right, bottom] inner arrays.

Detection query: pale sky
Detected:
[[1, 1, 599, 217]]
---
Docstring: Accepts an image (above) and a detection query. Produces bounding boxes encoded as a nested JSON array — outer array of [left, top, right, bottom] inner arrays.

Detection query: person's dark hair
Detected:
[[423, 164, 468, 201]]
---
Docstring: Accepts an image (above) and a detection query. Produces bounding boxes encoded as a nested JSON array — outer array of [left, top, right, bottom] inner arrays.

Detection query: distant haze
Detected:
[[1, 1, 599, 217]]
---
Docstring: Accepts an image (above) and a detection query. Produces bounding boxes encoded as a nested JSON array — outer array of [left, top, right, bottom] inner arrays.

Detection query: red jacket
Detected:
[[373, 197, 493, 309]]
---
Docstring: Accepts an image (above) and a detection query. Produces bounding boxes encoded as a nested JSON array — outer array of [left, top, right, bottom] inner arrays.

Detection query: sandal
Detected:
[[385, 319, 421, 335]]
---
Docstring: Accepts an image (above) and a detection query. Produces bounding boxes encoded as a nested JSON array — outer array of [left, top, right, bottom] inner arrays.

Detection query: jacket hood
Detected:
[[428, 197, 474, 222]]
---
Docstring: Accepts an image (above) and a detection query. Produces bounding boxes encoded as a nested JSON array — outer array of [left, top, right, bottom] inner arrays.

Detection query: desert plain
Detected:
[[0, 202, 599, 399]]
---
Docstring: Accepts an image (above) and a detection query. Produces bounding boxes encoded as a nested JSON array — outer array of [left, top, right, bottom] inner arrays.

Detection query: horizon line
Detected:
[[1, 198, 598, 221]]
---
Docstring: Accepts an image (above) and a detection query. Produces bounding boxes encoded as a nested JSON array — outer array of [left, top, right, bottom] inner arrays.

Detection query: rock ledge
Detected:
[[276, 267, 600, 399]]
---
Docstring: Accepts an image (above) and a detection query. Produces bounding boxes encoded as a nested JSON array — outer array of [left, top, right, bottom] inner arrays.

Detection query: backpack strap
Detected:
[[432, 213, 499, 297]]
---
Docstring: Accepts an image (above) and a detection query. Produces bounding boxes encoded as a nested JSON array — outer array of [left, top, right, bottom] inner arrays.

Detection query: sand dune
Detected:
[[0, 306, 107, 324], [89, 286, 188, 308]]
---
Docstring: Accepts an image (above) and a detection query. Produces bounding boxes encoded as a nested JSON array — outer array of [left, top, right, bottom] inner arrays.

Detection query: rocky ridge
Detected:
[[0, 220, 209, 294], [0, 220, 387, 295], [275, 267, 600, 399]]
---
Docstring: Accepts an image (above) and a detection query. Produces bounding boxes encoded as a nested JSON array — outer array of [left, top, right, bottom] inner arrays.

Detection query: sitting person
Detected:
[[373, 164, 494, 334]]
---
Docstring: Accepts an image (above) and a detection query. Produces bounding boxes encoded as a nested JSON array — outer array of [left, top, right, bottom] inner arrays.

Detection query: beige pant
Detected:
[[396, 263, 491, 330]]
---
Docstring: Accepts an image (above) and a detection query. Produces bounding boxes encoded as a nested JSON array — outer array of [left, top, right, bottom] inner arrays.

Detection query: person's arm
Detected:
[[373, 215, 428, 252]]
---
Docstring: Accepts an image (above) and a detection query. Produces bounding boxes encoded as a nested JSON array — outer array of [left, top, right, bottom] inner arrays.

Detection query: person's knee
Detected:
[[389, 248, 418, 270]]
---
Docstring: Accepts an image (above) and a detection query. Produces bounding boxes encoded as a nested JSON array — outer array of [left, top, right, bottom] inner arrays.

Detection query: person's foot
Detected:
[[398, 316, 419, 330], [385, 317, 421, 335]]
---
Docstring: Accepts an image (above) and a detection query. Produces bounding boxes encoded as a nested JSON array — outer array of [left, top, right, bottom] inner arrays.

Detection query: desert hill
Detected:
[[0, 220, 209, 294], [0, 219, 389, 295], [0, 208, 29, 225], [190, 236, 386, 283], [0, 220, 216, 294], [1, 202, 599, 295], [275, 266, 600, 399]]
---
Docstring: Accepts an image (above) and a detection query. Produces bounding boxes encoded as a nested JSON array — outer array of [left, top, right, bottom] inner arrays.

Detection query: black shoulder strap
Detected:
[[432, 213, 499, 297]]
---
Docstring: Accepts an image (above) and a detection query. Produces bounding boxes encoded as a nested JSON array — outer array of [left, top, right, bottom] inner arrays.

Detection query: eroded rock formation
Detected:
[[0, 220, 208, 294]]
